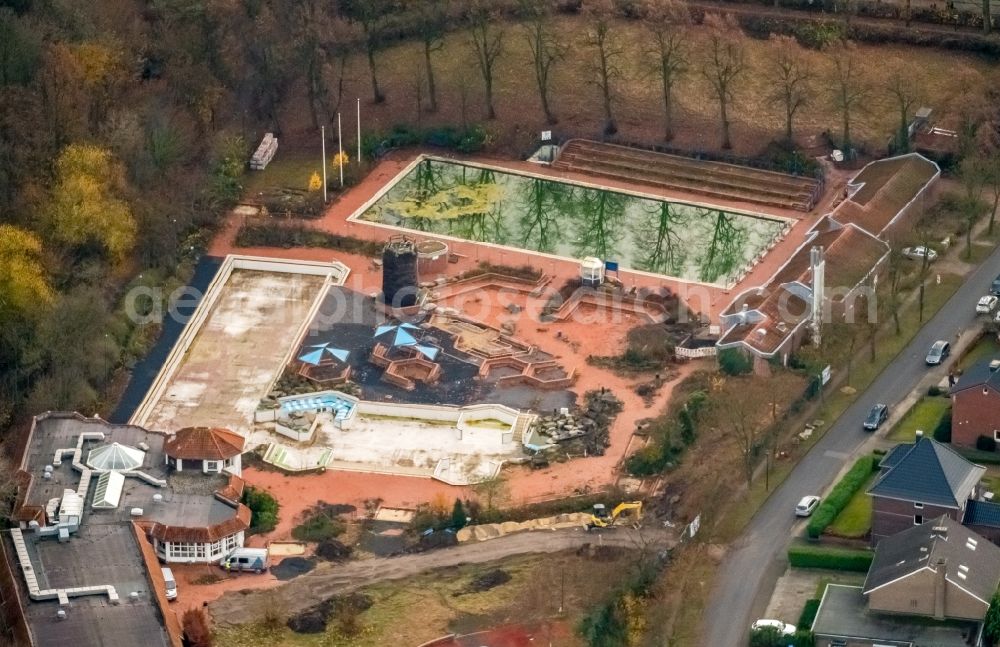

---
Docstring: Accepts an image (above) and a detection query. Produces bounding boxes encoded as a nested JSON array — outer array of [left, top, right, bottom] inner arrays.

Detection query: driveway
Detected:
[[703, 243, 1000, 647]]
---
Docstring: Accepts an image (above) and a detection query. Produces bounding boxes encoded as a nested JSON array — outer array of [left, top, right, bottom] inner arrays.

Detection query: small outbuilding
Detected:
[[165, 426, 244, 476]]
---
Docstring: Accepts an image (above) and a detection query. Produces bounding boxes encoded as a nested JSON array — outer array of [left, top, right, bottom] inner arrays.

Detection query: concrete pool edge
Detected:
[[345, 154, 796, 291]]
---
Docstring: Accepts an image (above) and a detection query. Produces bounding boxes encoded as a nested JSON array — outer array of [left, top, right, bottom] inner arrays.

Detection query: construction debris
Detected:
[[455, 512, 591, 542]]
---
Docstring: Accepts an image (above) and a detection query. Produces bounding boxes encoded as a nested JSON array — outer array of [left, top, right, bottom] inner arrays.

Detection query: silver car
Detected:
[[926, 340, 950, 365]]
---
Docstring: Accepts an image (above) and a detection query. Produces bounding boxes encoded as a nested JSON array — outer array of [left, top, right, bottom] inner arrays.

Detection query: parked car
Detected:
[[795, 495, 821, 517], [751, 619, 796, 636], [978, 295, 999, 314], [926, 340, 951, 366], [902, 246, 938, 262], [161, 567, 177, 601], [992, 274, 1000, 296], [864, 404, 889, 431]]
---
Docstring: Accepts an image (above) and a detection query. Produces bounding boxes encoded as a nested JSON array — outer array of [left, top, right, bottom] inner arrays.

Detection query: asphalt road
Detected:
[[704, 242, 1000, 647], [210, 526, 675, 626]]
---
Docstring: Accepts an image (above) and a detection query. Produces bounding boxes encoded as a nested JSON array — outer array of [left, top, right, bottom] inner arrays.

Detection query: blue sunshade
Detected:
[[373, 323, 421, 347], [298, 343, 350, 365]]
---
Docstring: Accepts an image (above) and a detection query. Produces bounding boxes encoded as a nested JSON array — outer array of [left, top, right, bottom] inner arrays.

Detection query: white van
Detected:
[[161, 567, 177, 601], [220, 547, 269, 573]]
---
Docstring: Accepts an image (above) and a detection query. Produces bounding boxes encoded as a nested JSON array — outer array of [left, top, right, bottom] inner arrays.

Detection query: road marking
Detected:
[[824, 450, 850, 460]]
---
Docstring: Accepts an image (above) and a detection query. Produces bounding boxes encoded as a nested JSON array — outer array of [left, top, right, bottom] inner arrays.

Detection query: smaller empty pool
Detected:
[[281, 392, 356, 420]]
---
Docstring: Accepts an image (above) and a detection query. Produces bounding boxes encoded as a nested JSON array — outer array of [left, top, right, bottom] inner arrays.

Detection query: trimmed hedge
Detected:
[[787, 544, 874, 572], [806, 455, 877, 539], [797, 599, 821, 630], [234, 223, 384, 257], [979, 435, 997, 452]]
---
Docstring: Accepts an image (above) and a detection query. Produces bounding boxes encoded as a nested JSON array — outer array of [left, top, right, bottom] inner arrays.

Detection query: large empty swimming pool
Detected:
[[355, 158, 788, 285]]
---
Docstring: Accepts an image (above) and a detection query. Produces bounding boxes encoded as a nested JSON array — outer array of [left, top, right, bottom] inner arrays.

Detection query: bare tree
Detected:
[[985, 153, 1000, 235], [886, 69, 921, 154], [340, 0, 393, 103], [984, 0, 992, 35], [959, 156, 989, 259], [885, 247, 904, 336], [642, 0, 689, 141], [471, 472, 509, 512], [768, 35, 812, 144], [701, 14, 745, 150], [468, 0, 505, 120], [585, 0, 624, 136], [705, 377, 770, 487], [520, 0, 566, 125], [828, 42, 867, 153], [411, 0, 449, 112]]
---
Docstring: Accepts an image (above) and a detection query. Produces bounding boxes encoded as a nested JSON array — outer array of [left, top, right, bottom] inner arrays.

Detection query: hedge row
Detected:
[[806, 455, 877, 539], [234, 224, 384, 257], [787, 544, 874, 572]]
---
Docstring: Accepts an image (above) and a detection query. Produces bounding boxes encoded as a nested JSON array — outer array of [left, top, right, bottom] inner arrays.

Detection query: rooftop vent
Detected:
[[129, 592, 139, 602], [916, 430, 924, 438], [56, 609, 66, 620], [42, 472, 52, 480], [153, 494, 164, 504], [129, 508, 144, 517], [137, 441, 149, 451], [44, 465, 53, 473]]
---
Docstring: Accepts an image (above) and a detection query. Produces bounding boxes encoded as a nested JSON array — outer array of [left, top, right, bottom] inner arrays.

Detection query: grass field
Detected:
[[214, 551, 632, 647], [886, 396, 951, 442], [958, 334, 1000, 371], [828, 474, 876, 539]]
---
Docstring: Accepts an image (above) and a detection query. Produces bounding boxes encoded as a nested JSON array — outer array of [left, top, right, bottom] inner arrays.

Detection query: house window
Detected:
[[205, 460, 220, 472], [914, 503, 924, 510], [224, 457, 234, 468], [910, 599, 919, 608], [994, 430, 1000, 442], [915, 515, 923, 525]]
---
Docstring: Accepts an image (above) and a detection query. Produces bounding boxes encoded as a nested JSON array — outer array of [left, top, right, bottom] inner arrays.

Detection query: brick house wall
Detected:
[[871, 496, 961, 547], [951, 387, 1000, 450]]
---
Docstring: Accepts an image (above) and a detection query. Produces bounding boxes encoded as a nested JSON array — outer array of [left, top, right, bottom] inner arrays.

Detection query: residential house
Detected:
[[868, 437, 985, 547], [717, 153, 940, 365], [812, 516, 1000, 647], [950, 358, 1000, 450]]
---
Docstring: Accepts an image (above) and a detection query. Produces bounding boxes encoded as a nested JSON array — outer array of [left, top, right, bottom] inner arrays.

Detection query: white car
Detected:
[[795, 495, 821, 517], [751, 619, 796, 636], [902, 246, 938, 262], [978, 295, 999, 314]]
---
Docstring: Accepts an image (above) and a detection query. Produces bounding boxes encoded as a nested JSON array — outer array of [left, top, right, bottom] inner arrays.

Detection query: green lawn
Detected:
[[828, 474, 876, 539], [886, 396, 951, 442], [981, 473, 1000, 495], [958, 334, 1000, 372]]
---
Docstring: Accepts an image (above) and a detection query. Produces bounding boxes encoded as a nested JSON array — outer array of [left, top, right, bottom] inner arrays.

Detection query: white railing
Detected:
[[675, 346, 717, 359]]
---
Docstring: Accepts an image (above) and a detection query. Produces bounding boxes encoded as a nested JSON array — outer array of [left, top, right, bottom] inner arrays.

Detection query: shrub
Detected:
[[928, 385, 942, 396], [933, 410, 952, 443], [242, 487, 279, 534], [451, 499, 467, 529], [787, 544, 874, 572], [182, 608, 213, 647], [719, 348, 752, 376], [750, 627, 783, 647], [797, 599, 820, 630], [806, 455, 876, 539], [978, 435, 997, 452], [234, 223, 384, 257], [292, 512, 346, 543]]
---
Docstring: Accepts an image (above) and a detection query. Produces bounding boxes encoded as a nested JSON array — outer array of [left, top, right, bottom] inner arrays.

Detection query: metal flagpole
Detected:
[[321, 125, 327, 202], [356, 98, 361, 164], [337, 113, 344, 187]]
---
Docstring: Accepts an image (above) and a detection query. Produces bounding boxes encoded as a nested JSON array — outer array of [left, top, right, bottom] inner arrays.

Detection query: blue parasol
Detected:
[[298, 343, 350, 366]]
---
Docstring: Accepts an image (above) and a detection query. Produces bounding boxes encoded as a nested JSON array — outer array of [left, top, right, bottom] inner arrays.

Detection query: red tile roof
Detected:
[[145, 503, 251, 544], [164, 427, 244, 460], [833, 155, 939, 235]]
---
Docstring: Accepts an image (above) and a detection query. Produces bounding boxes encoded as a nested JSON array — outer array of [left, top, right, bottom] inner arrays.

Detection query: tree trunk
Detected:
[[540, 82, 555, 125], [599, 47, 615, 135], [919, 283, 926, 322], [967, 216, 974, 260], [720, 96, 731, 150], [984, 0, 992, 35], [485, 72, 496, 120], [424, 42, 437, 112], [785, 102, 793, 143], [905, 0, 912, 26], [990, 190, 999, 235], [842, 108, 851, 152], [367, 45, 384, 104], [662, 73, 673, 141]]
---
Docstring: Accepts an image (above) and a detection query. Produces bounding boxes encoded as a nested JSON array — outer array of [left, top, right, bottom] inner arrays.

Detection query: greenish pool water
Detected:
[[357, 158, 787, 286]]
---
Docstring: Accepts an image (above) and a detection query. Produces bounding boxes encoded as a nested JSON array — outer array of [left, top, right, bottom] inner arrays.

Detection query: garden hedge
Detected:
[[787, 544, 874, 572], [806, 455, 877, 539]]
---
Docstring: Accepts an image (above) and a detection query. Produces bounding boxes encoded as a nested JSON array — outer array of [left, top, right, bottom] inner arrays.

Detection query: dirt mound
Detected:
[[316, 539, 353, 562], [272, 557, 316, 581], [407, 529, 458, 552], [286, 593, 373, 635], [454, 568, 512, 597]]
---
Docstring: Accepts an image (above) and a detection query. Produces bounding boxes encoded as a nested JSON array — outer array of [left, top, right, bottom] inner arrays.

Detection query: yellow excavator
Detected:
[[587, 501, 643, 530]]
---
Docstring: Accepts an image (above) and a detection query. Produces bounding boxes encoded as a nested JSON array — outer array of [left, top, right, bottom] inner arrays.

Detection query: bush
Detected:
[[234, 223, 384, 257], [749, 627, 783, 647], [787, 544, 874, 572], [933, 410, 952, 443], [292, 512, 346, 543], [242, 487, 279, 534], [797, 599, 820, 630], [806, 455, 876, 539], [182, 608, 213, 647], [928, 385, 942, 396], [978, 435, 997, 452], [719, 348, 752, 376]]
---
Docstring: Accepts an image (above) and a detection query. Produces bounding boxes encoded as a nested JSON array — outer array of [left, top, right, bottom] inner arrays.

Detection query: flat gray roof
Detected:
[[812, 585, 977, 647]]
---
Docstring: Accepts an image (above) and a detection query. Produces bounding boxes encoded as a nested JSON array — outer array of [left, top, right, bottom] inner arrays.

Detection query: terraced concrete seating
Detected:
[[553, 140, 821, 212]]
